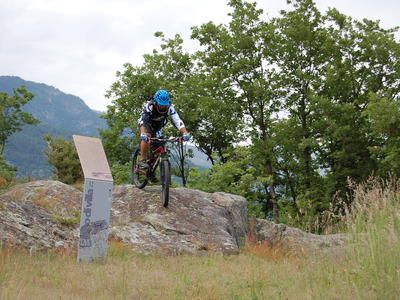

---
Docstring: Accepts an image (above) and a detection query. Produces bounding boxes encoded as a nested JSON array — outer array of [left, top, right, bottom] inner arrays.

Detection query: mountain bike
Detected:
[[131, 137, 183, 207]]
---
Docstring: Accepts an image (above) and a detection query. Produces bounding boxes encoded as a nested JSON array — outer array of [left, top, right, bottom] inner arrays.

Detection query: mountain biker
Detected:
[[137, 89, 190, 169]]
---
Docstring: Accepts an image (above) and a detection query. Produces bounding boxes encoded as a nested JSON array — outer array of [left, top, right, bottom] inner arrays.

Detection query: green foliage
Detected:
[[100, 34, 187, 166], [0, 85, 39, 155], [188, 147, 267, 218], [363, 94, 400, 176], [99, 126, 134, 165], [0, 155, 16, 186], [0, 84, 38, 182], [52, 210, 80, 227], [186, 168, 213, 192], [44, 135, 83, 184], [111, 162, 131, 185], [102, 0, 400, 229], [103, 31, 244, 167]]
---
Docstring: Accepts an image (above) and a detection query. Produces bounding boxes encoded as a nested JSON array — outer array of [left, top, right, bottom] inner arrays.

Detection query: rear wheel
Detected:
[[160, 159, 171, 207], [131, 148, 148, 189]]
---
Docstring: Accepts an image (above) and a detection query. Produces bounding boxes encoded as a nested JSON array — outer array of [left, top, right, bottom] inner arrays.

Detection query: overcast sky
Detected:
[[1, 0, 399, 111]]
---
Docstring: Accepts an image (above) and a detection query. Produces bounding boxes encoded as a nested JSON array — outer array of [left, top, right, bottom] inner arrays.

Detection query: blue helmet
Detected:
[[154, 89, 170, 106]]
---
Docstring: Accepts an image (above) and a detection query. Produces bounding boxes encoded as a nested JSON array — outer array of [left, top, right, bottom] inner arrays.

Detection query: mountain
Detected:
[[0, 76, 107, 178], [1, 76, 211, 179], [186, 145, 212, 170]]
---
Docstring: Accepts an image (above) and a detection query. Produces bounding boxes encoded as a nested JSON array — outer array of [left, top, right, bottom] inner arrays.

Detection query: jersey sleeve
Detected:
[[169, 105, 185, 130], [138, 101, 153, 126]]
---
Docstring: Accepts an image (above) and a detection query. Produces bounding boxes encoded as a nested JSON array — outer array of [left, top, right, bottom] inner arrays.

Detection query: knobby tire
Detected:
[[160, 159, 170, 207], [131, 148, 148, 189]]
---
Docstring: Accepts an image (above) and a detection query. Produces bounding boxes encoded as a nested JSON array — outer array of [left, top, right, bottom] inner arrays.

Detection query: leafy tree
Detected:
[[187, 146, 270, 218], [99, 125, 134, 165], [0, 85, 38, 183], [44, 135, 83, 184], [363, 93, 400, 176], [264, 0, 335, 220], [102, 33, 193, 165], [191, 0, 281, 220], [103, 32, 243, 168], [178, 71, 244, 164], [260, 0, 400, 225], [101, 0, 400, 231], [317, 8, 400, 200], [0, 86, 38, 154]]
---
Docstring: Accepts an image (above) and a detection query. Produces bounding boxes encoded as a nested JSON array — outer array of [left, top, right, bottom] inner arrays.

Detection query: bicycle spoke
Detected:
[[131, 148, 148, 189], [132, 137, 183, 206]]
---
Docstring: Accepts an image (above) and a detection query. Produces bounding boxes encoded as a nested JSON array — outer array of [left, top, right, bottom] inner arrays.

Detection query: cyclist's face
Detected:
[[155, 103, 169, 114]]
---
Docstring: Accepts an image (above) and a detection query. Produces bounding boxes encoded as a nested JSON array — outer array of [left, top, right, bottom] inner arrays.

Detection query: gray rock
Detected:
[[109, 185, 248, 255], [249, 218, 348, 255], [0, 180, 81, 251], [0, 181, 249, 255], [0, 180, 348, 256]]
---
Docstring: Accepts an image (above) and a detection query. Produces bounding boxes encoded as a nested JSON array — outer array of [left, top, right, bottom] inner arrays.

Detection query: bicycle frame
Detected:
[[148, 144, 167, 175], [132, 136, 185, 207], [147, 137, 181, 177]]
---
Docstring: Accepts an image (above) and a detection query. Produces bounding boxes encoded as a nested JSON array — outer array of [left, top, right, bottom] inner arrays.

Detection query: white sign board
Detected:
[[73, 135, 113, 262]]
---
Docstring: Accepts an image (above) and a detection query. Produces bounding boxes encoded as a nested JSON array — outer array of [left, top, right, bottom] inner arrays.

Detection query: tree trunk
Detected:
[[300, 91, 312, 191], [260, 119, 279, 223], [266, 162, 279, 222], [284, 169, 300, 214]]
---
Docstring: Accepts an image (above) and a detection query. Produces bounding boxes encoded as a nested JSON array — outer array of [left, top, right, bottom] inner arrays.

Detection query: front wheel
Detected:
[[131, 148, 148, 189], [160, 159, 171, 207]]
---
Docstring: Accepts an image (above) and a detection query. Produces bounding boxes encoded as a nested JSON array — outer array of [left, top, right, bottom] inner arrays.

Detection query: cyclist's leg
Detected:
[[140, 141, 149, 162], [139, 124, 153, 162]]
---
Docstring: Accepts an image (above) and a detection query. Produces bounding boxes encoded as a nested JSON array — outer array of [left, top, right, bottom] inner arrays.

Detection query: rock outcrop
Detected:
[[0, 181, 248, 255], [0, 180, 348, 256], [110, 185, 248, 255], [249, 218, 348, 255], [0, 180, 81, 251]]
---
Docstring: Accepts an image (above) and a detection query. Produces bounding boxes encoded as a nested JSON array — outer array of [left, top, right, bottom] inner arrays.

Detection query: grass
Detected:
[[53, 209, 81, 227], [1, 178, 400, 299], [52, 213, 80, 227], [0, 245, 350, 300]]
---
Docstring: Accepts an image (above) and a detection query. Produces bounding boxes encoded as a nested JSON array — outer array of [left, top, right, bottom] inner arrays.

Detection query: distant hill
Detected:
[[0, 76, 107, 178], [0, 76, 211, 179], [183, 145, 212, 170]]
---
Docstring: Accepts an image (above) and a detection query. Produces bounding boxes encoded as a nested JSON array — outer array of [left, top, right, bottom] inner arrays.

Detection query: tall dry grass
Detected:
[[342, 177, 400, 299], [1, 178, 399, 299], [0, 244, 350, 300]]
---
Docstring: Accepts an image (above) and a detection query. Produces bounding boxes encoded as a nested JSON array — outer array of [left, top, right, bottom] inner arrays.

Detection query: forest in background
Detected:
[[101, 0, 400, 231]]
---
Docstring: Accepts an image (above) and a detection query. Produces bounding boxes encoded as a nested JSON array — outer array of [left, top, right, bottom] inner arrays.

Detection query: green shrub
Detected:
[[111, 162, 131, 185], [44, 135, 83, 184], [0, 155, 16, 186]]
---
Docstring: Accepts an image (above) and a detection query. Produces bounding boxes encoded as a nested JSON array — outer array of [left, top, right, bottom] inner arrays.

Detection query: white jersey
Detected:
[[138, 101, 185, 131]]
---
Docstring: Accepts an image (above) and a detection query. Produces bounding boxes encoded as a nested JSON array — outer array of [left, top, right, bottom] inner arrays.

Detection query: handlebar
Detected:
[[149, 137, 182, 143]]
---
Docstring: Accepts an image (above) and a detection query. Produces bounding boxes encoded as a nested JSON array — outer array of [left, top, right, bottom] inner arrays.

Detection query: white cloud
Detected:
[[0, 0, 398, 111]]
